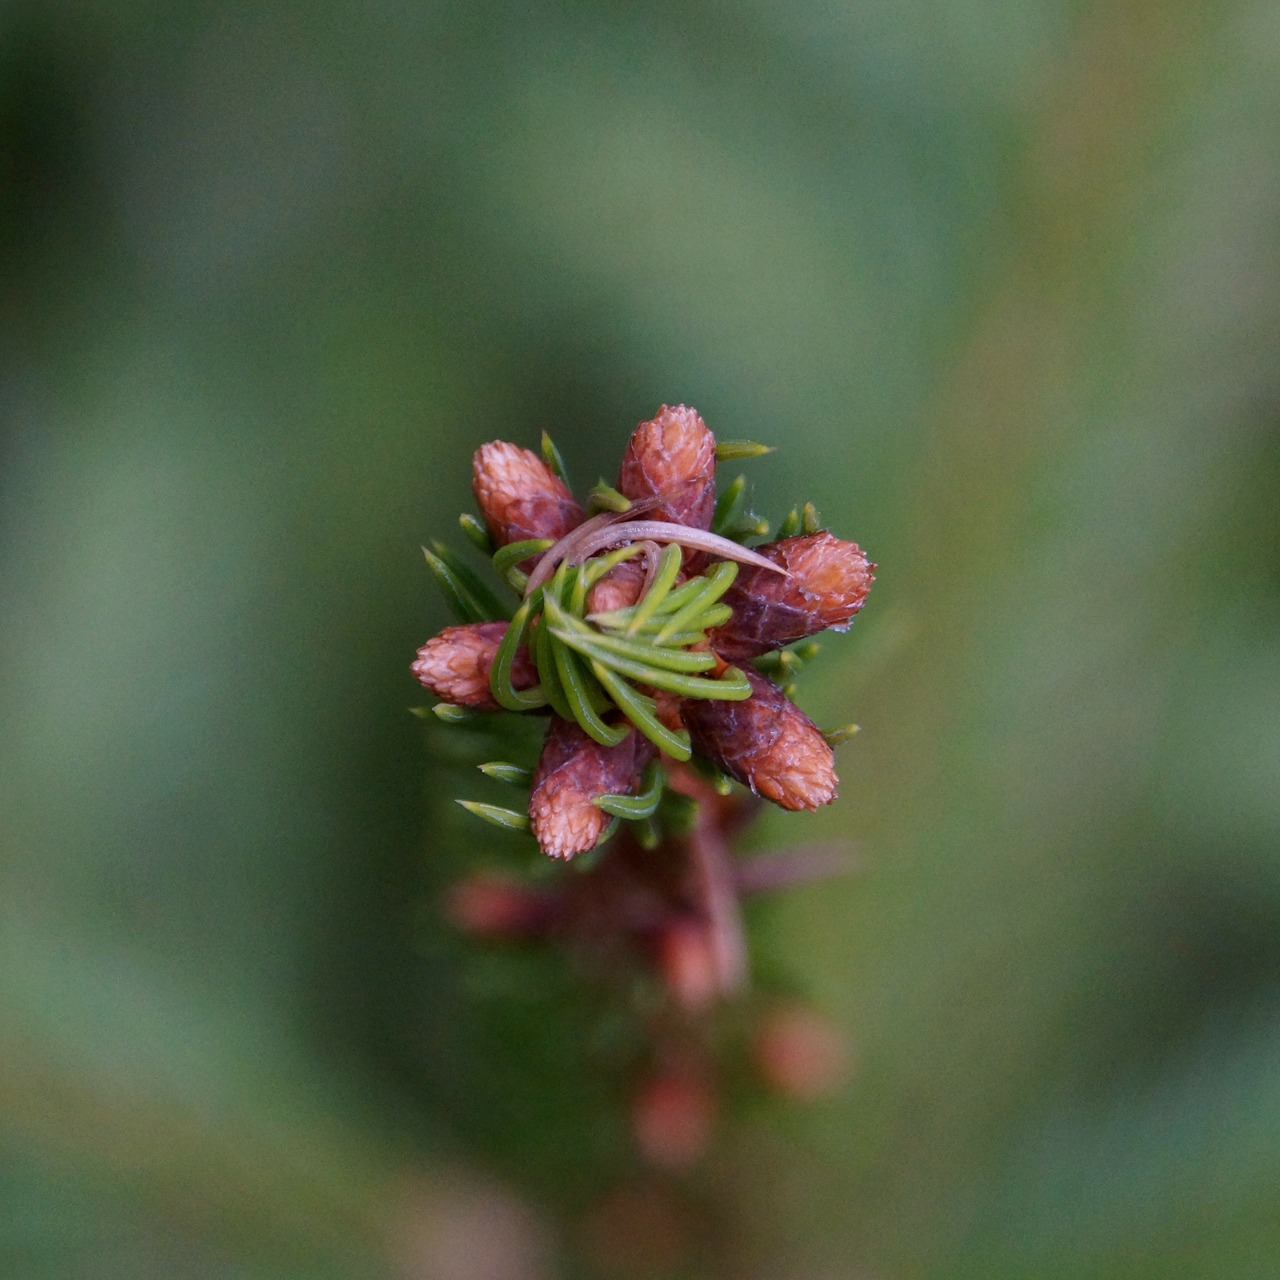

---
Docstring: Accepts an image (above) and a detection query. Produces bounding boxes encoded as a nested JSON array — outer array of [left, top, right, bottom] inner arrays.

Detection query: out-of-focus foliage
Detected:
[[2, 1, 1279, 1277]]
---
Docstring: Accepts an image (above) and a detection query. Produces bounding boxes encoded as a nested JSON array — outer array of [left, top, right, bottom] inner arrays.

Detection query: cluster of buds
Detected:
[[414, 405, 873, 857], [413, 405, 873, 1166]]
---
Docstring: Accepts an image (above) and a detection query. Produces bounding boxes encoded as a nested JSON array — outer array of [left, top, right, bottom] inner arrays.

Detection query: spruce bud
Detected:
[[529, 719, 657, 859], [680, 668, 836, 811], [472, 441, 584, 555], [412, 621, 536, 709], [618, 405, 716, 530], [710, 532, 874, 660]]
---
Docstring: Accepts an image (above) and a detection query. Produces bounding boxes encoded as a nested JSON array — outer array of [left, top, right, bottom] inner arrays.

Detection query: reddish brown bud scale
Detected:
[[529, 718, 657, 859], [650, 689, 686, 734], [472, 441, 584, 553], [412, 620, 536, 709], [680, 667, 836, 811], [710, 531, 874, 660], [617, 405, 717, 531]]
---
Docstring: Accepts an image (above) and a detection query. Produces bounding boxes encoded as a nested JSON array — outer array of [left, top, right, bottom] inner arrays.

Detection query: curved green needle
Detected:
[[589, 661, 692, 760], [624, 543, 683, 635], [595, 760, 665, 819], [546, 605, 716, 674], [492, 539, 553, 590], [490, 594, 548, 711], [651, 561, 739, 646], [554, 640, 628, 747]]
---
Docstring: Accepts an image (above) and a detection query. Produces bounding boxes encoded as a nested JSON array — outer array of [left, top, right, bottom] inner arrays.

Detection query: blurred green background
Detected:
[[3, 1, 1279, 1276]]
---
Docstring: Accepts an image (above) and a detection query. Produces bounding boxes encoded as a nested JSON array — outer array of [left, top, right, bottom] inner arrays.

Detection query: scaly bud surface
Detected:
[[472, 441, 584, 552], [412, 621, 536, 709], [680, 667, 836, 810], [529, 719, 657, 859], [710, 532, 874, 659], [618, 405, 716, 530]]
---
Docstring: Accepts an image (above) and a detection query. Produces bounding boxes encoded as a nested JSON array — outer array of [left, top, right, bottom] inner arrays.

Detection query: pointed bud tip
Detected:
[[413, 621, 532, 710], [618, 405, 717, 530], [472, 440, 584, 550]]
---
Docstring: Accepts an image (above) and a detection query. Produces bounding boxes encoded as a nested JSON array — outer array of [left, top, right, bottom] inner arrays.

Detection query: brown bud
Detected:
[[411, 621, 536, 709], [617, 405, 716, 530], [472, 441, 584, 554], [681, 667, 836, 811], [529, 719, 656, 859], [585, 556, 648, 615], [710, 532, 874, 660]]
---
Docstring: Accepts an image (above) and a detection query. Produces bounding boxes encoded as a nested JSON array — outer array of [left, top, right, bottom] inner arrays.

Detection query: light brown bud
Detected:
[[472, 441, 584, 552], [411, 620, 536, 709], [617, 405, 716, 530], [528, 719, 656, 859], [710, 532, 874, 659], [585, 557, 647, 615], [680, 667, 836, 811]]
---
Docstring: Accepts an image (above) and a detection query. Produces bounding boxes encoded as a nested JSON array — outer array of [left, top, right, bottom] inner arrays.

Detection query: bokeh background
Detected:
[[3, 1, 1280, 1277]]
